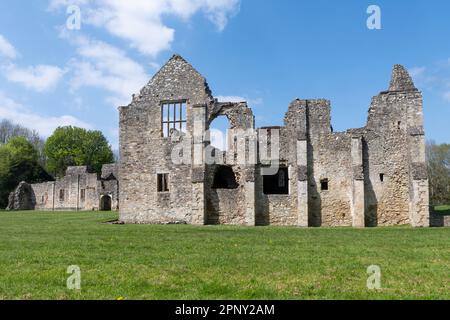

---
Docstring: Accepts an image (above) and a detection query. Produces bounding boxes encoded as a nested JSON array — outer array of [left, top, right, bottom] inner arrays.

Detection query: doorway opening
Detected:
[[100, 195, 112, 211]]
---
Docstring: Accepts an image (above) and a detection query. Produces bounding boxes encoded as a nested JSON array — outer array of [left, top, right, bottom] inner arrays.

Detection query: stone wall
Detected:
[[118, 55, 430, 227], [7, 164, 119, 211], [119, 55, 213, 224], [6, 182, 35, 210], [430, 211, 450, 227]]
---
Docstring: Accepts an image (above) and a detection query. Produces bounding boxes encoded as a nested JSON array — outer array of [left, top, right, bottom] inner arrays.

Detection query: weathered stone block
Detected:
[[408, 126, 425, 136], [411, 162, 428, 180], [191, 167, 205, 183], [298, 165, 308, 181], [244, 167, 256, 182], [353, 165, 364, 181]]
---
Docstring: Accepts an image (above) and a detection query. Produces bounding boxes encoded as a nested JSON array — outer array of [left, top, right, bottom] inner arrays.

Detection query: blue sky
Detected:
[[0, 0, 449, 150]]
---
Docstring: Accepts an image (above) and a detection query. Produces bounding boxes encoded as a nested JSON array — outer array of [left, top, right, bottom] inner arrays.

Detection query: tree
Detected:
[[0, 119, 46, 167], [0, 137, 52, 208], [426, 141, 450, 206], [44, 126, 114, 177]]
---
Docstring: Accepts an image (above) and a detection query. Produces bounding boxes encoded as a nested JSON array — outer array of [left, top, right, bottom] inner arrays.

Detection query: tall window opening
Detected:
[[59, 189, 65, 201], [263, 167, 289, 195], [157, 173, 169, 192], [209, 116, 229, 151], [320, 179, 329, 191], [80, 189, 86, 202], [161, 101, 187, 137]]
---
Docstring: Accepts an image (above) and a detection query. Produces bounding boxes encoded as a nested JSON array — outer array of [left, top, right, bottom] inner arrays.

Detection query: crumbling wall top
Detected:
[[208, 101, 255, 129], [66, 166, 94, 176], [387, 64, 418, 93], [133, 54, 213, 105], [101, 163, 119, 180]]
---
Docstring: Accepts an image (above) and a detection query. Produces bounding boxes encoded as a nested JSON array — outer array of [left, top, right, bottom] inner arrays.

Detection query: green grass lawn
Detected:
[[0, 211, 448, 300]]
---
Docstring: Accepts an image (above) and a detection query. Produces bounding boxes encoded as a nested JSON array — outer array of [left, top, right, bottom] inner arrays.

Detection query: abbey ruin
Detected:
[[118, 55, 430, 227], [7, 164, 119, 212]]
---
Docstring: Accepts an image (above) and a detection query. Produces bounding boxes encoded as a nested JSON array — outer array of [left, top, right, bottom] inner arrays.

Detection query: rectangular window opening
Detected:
[[379, 174, 385, 182], [320, 179, 329, 191], [157, 174, 169, 192], [161, 101, 187, 137], [80, 189, 86, 202], [59, 189, 65, 202], [263, 167, 289, 195]]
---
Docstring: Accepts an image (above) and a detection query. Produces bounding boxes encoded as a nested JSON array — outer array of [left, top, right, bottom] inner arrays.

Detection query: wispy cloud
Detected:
[[216, 95, 263, 106], [0, 92, 92, 137], [3, 63, 65, 92], [0, 34, 17, 59], [62, 33, 149, 106], [48, 0, 240, 57], [408, 63, 450, 104], [0, 34, 65, 92], [443, 91, 450, 102], [408, 66, 426, 78]]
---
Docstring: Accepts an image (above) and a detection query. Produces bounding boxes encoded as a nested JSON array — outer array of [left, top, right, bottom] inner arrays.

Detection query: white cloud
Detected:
[[65, 34, 149, 106], [3, 64, 65, 92], [0, 92, 93, 137], [0, 34, 65, 92], [408, 66, 426, 78], [443, 91, 450, 102], [406, 62, 450, 104], [49, 0, 240, 57], [216, 95, 262, 106], [0, 34, 17, 59], [216, 95, 246, 103]]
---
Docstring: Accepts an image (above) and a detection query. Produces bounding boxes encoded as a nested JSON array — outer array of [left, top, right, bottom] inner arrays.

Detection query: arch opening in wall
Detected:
[[100, 195, 112, 211], [208, 115, 229, 152], [212, 165, 239, 189]]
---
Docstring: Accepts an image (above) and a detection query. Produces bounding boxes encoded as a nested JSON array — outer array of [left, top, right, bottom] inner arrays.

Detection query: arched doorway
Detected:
[[100, 195, 112, 211]]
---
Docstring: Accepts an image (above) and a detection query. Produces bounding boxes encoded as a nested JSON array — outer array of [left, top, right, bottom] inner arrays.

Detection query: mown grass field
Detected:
[[0, 211, 448, 300]]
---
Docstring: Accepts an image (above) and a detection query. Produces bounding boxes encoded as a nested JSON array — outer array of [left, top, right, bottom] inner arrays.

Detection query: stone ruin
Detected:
[[6, 164, 119, 211], [6, 181, 35, 211], [118, 55, 430, 227]]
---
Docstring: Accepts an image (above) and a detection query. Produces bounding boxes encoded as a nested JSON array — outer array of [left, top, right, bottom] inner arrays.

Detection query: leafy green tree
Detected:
[[0, 137, 52, 208], [44, 126, 114, 177], [426, 141, 450, 206], [0, 119, 46, 167]]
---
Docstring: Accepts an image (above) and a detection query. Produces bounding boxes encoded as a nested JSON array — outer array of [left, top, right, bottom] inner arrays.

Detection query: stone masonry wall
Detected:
[[119, 55, 213, 224], [20, 164, 119, 211], [118, 56, 430, 227]]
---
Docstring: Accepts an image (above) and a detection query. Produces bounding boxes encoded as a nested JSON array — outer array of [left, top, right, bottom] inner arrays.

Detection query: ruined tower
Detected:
[[363, 65, 429, 227]]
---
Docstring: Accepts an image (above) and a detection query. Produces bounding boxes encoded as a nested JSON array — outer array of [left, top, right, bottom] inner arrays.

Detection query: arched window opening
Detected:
[[209, 116, 229, 151]]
